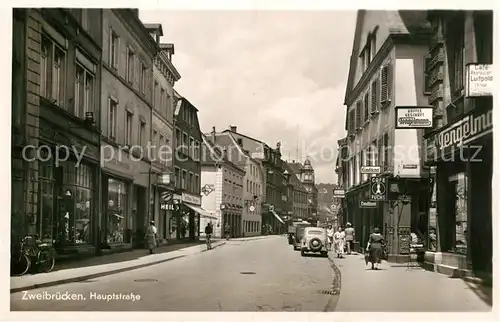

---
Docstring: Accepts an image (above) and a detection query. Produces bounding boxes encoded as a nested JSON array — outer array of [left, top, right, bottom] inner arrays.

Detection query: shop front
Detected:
[[37, 115, 101, 258], [101, 144, 150, 251], [424, 104, 492, 276], [173, 192, 214, 240], [153, 172, 176, 244]]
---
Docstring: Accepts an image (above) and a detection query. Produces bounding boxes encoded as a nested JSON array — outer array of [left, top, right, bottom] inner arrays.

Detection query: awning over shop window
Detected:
[[271, 210, 285, 224], [184, 203, 218, 220]]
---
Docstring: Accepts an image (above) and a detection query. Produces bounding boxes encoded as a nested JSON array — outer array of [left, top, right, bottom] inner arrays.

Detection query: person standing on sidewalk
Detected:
[[326, 225, 335, 251], [146, 221, 158, 254], [334, 226, 346, 258], [366, 227, 385, 270], [344, 222, 355, 254]]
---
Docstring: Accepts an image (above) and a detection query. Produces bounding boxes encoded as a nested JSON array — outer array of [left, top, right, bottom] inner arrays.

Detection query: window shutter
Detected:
[[355, 101, 362, 129], [387, 63, 393, 100], [108, 28, 113, 65], [349, 109, 355, 134], [371, 80, 378, 113], [363, 93, 369, 122], [380, 65, 388, 102], [115, 37, 120, 70]]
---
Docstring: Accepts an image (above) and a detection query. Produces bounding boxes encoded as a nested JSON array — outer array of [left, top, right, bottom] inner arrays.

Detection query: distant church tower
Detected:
[[301, 158, 317, 218]]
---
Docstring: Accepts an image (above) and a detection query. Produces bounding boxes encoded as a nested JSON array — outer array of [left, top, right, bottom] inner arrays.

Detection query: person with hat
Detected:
[[146, 221, 158, 254], [344, 222, 355, 254]]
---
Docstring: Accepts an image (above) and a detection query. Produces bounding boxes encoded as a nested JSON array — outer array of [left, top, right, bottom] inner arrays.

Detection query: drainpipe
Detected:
[[96, 11, 104, 255]]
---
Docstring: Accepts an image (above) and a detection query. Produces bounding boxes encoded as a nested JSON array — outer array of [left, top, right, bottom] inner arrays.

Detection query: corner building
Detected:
[[422, 10, 492, 279], [343, 10, 432, 258]]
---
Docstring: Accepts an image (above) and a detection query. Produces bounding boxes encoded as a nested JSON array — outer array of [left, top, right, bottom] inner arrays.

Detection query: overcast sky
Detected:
[[140, 10, 356, 183]]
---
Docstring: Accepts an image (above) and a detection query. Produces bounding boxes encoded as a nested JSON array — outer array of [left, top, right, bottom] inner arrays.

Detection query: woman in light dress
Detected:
[[326, 225, 335, 251], [333, 226, 346, 258], [146, 221, 158, 254]]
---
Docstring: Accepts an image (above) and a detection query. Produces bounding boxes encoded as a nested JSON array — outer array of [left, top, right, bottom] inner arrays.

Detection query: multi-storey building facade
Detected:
[[200, 133, 245, 238], [223, 127, 286, 234], [335, 137, 348, 226], [284, 162, 308, 220], [12, 9, 103, 258], [286, 159, 319, 221], [99, 9, 157, 251], [343, 10, 432, 258], [316, 183, 337, 224], [172, 93, 203, 240], [207, 128, 264, 237], [144, 23, 181, 244], [422, 10, 492, 279], [214, 127, 285, 234]]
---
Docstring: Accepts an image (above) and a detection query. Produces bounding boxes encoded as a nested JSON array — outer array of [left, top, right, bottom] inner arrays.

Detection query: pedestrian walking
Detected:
[[333, 226, 345, 258], [204, 222, 213, 249], [366, 227, 385, 270], [326, 225, 335, 251], [344, 222, 355, 254], [224, 223, 231, 240], [146, 221, 158, 254]]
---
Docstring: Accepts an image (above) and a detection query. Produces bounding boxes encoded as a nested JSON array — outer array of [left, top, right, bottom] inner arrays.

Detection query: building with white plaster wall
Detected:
[[200, 133, 245, 238], [343, 10, 432, 259]]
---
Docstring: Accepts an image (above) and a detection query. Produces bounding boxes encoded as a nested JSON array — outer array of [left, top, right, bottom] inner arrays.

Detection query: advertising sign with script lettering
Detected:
[[395, 107, 434, 129], [466, 63, 493, 97], [435, 106, 493, 156]]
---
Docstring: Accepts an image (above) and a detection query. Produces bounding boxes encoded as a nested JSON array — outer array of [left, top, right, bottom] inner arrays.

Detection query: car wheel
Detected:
[[309, 238, 322, 251], [322, 251, 328, 257], [300, 250, 305, 256]]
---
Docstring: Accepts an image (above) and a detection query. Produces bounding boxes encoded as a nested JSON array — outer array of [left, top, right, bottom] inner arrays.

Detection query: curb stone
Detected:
[[10, 241, 227, 294]]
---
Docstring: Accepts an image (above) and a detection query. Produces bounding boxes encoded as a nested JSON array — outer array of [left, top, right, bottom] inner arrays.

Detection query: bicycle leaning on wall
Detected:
[[11, 235, 56, 276]]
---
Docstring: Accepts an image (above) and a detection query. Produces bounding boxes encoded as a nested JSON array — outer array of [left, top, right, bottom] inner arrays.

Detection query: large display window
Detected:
[[38, 157, 54, 243], [448, 172, 468, 254], [107, 178, 127, 244], [60, 160, 94, 245]]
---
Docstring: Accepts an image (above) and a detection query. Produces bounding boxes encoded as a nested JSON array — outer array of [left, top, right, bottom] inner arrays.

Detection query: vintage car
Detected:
[[300, 227, 328, 257]]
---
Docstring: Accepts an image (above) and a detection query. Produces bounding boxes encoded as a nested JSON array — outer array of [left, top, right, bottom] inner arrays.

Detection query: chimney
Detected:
[[211, 126, 216, 144], [229, 125, 237, 132]]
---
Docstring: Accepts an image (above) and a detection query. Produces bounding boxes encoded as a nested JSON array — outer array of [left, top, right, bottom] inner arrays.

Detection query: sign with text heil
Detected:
[[466, 64, 493, 97], [360, 166, 381, 174], [395, 107, 433, 129]]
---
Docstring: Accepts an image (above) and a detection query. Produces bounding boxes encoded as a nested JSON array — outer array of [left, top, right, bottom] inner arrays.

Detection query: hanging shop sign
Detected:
[[182, 192, 202, 206], [395, 107, 433, 129], [370, 177, 387, 201], [360, 166, 381, 174], [158, 172, 173, 186], [424, 136, 436, 164], [435, 105, 493, 156], [465, 63, 493, 97], [333, 189, 345, 198], [359, 200, 378, 208]]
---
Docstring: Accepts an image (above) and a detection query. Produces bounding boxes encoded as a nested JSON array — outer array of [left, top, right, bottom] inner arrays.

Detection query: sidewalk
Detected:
[[10, 240, 225, 293], [330, 253, 492, 312]]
